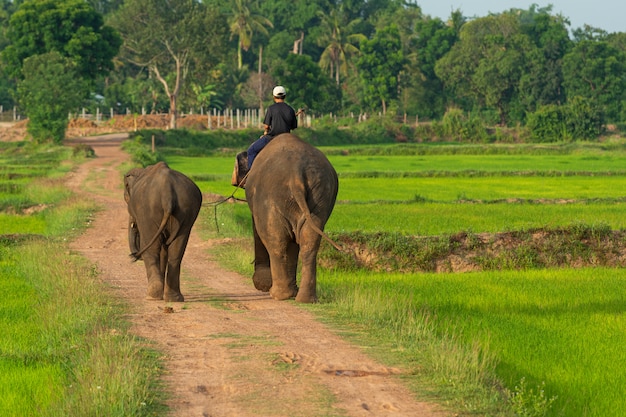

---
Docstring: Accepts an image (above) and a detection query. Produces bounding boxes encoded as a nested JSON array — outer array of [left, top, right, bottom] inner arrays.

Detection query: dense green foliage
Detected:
[[1, 0, 121, 80], [2, 1, 626, 141], [17, 52, 86, 143]]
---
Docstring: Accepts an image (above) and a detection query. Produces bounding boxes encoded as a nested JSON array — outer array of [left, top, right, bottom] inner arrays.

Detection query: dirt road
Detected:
[[66, 134, 447, 417]]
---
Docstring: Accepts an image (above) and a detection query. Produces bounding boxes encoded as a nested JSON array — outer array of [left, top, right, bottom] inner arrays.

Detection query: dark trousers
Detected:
[[247, 135, 272, 169]]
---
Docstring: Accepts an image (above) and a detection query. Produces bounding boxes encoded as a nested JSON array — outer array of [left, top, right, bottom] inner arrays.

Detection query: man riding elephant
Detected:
[[124, 161, 202, 302], [231, 85, 302, 187], [244, 133, 339, 303]]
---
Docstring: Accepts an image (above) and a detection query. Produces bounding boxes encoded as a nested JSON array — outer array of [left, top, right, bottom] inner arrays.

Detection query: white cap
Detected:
[[272, 86, 286, 97]]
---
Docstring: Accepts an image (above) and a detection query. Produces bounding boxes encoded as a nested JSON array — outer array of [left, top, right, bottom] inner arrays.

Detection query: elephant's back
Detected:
[[252, 133, 336, 177], [135, 164, 202, 215], [245, 133, 338, 215]]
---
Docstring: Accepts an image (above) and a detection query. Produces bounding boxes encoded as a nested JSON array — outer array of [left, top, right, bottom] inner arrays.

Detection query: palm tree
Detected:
[[228, 0, 273, 69], [316, 7, 366, 85]]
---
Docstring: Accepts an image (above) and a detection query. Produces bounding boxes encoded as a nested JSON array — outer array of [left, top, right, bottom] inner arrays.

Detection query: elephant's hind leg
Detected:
[[252, 224, 272, 292], [163, 237, 187, 302], [295, 226, 323, 303], [269, 241, 299, 301], [139, 245, 165, 300], [252, 263, 272, 292]]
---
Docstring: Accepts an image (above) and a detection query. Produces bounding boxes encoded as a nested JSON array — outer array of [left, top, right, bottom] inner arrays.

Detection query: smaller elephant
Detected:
[[124, 162, 202, 302]]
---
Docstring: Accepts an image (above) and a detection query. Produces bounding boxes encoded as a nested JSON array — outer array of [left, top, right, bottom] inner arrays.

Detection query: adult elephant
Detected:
[[244, 133, 338, 303], [124, 161, 202, 302]]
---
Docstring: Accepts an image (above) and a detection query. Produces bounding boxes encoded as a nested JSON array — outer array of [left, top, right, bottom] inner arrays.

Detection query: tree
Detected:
[[273, 53, 340, 114], [2, 0, 121, 82], [357, 24, 405, 114], [435, 13, 532, 125], [18, 51, 86, 143], [562, 40, 626, 122], [110, 0, 229, 128], [517, 6, 572, 114], [227, 0, 273, 69], [0, 0, 19, 49], [316, 6, 366, 85], [0, 0, 20, 108], [85, 0, 123, 15], [408, 14, 460, 118]]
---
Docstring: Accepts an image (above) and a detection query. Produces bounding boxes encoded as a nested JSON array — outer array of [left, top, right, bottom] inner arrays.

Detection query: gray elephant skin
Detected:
[[124, 161, 202, 302], [245, 133, 338, 303]]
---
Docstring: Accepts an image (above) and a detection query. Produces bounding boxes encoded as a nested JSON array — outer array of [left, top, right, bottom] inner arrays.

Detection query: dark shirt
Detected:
[[263, 102, 297, 137]]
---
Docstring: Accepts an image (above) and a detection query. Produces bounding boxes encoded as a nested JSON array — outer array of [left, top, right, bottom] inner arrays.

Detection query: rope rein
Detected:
[[202, 171, 249, 233], [202, 170, 345, 253]]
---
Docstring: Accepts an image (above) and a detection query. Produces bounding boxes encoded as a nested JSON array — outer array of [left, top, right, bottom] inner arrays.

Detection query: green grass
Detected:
[[0, 241, 163, 417], [0, 213, 47, 234], [327, 202, 626, 235], [327, 154, 626, 174], [0, 142, 164, 417], [337, 176, 626, 203], [313, 267, 626, 416]]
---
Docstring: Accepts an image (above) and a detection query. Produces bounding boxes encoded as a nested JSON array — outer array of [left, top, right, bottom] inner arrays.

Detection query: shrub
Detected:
[[121, 136, 161, 167], [441, 108, 490, 142], [526, 104, 565, 142], [527, 97, 604, 142], [563, 96, 604, 140]]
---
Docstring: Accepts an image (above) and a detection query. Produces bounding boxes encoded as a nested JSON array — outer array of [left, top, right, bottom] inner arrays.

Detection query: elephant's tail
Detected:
[[130, 210, 172, 261], [293, 192, 343, 252]]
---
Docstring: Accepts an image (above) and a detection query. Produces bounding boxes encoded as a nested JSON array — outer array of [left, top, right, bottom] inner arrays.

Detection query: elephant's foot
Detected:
[[252, 266, 272, 292], [295, 291, 318, 303], [164, 291, 184, 302], [270, 284, 298, 301], [147, 280, 164, 300]]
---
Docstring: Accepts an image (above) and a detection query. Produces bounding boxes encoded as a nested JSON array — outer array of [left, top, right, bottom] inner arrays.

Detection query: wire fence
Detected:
[[1, 106, 420, 129]]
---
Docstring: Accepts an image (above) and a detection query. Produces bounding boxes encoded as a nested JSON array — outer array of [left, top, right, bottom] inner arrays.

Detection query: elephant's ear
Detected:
[[124, 168, 143, 203]]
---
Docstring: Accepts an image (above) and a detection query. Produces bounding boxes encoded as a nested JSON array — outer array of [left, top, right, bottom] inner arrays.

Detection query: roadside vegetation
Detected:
[[130, 130, 626, 417], [0, 142, 163, 416]]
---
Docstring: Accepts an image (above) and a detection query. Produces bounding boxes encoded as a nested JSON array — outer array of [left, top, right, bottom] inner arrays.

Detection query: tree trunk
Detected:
[[293, 32, 304, 54], [152, 61, 179, 130], [169, 94, 177, 129]]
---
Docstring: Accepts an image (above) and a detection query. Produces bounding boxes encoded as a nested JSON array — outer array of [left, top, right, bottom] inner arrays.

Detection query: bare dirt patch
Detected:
[[63, 134, 448, 417]]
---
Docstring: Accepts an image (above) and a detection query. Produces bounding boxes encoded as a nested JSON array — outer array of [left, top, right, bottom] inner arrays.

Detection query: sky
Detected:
[[419, 1, 625, 34]]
